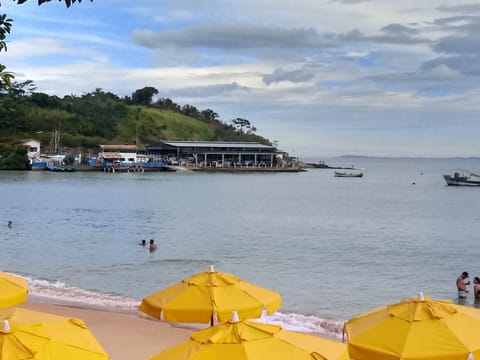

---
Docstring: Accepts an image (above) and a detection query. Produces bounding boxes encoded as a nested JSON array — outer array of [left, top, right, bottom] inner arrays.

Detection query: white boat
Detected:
[[334, 171, 363, 178], [443, 170, 480, 186]]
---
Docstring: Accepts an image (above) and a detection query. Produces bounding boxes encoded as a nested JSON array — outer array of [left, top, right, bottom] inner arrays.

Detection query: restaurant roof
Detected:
[[151, 141, 275, 150]]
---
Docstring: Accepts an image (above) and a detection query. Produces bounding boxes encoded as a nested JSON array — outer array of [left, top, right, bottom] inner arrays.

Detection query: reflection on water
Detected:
[[474, 299, 480, 309], [455, 297, 468, 307]]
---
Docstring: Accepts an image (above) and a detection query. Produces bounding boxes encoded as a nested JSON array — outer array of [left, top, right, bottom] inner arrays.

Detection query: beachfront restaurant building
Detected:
[[145, 141, 285, 168]]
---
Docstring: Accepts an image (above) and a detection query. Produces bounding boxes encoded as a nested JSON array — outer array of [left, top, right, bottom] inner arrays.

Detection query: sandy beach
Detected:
[[21, 300, 193, 360]]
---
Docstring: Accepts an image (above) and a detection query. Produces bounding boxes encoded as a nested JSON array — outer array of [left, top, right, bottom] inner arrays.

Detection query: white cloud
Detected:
[[3, 38, 106, 63]]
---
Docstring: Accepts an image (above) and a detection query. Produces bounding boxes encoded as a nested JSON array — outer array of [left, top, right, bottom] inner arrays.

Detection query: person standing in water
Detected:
[[473, 277, 480, 300], [149, 239, 157, 252], [457, 271, 471, 299]]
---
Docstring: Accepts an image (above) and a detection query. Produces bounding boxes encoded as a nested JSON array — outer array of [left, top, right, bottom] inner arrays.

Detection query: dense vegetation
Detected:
[[0, 82, 271, 157], [0, 143, 29, 169]]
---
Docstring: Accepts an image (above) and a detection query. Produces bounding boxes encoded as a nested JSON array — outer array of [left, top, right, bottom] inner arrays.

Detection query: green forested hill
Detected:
[[0, 84, 271, 153], [127, 108, 217, 145]]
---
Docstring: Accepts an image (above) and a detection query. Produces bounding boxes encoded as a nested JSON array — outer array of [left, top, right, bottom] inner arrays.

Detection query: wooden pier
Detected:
[[103, 166, 164, 173]]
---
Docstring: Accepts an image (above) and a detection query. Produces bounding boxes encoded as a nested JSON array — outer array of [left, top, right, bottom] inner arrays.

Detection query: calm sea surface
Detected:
[[1, 157, 480, 336]]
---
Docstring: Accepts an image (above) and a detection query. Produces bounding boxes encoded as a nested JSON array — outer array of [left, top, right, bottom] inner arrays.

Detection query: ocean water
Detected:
[[1, 157, 480, 338]]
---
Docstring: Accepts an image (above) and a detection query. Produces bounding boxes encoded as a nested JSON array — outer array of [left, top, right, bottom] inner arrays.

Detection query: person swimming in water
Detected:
[[7, 221, 12, 229], [139, 239, 146, 246]]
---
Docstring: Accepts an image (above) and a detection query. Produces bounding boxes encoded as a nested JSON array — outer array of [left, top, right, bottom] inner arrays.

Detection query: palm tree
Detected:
[[15, 0, 92, 6]]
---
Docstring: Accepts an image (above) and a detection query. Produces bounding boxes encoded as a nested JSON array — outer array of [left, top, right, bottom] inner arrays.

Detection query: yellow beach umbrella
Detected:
[[149, 312, 349, 360], [140, 266, 282, 324], [0, 307, 109, 359], [344, 293, 480, 360], [0, 272, 28, 309]]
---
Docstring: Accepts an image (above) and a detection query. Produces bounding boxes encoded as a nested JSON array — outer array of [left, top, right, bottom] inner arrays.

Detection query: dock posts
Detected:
[[101, 163, 149, 174]]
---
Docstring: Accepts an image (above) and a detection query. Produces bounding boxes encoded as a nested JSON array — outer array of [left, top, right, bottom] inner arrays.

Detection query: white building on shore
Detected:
[[21, 139, 41, 163]]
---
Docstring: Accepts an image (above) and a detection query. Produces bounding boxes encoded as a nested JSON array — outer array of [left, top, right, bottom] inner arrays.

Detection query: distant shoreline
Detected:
[[302, 162, 355, 170]]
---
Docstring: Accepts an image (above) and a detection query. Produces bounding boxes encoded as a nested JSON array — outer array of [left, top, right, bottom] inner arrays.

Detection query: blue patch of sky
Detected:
[[19, 54, 89, 66], [6, 6, 107, 42], [416, 87, 465, 98], [354, 53, 377, 68]]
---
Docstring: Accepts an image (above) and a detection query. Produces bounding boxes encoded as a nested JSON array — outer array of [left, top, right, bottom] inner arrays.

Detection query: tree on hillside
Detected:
[[153, 97, 181, 111], [61, 89, 128, 137], [0, 80, 36, 134], [201, 109, 219, 122], [131, 87, 159, 106], [30, 92, 62, 109], [231, 118, 252, 133], [181, 104, 200, 118]]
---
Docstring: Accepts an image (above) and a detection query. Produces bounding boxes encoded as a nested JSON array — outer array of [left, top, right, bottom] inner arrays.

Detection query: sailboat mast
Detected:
[[55, 129, 59, 154]]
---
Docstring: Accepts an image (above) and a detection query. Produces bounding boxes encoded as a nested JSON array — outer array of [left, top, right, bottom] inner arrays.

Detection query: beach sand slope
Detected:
[[21, 301, 192, 360]]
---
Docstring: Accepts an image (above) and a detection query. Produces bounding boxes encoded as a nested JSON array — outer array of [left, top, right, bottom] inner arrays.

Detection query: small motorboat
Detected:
[[443, 170, 480, 186], [334, 171, 363, 178]]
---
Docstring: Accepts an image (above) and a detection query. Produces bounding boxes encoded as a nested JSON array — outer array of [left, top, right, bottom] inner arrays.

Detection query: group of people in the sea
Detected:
[[457, 271, 480, 299], [139, 238, 157, 252]]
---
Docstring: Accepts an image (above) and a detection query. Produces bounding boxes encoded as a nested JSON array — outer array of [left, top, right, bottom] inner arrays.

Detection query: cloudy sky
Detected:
[[2, 0, 480, 158]]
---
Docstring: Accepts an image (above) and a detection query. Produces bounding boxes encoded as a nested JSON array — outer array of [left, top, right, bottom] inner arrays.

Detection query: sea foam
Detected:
[[257, 311, 344, 340], [27, 276, 139, 313], [24, 275, 344, 339]]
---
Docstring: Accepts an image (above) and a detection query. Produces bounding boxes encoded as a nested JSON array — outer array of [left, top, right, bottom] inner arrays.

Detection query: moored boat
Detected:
[[443, 170, 480, 186], [334, 171, 363, 178], [46, 163, 76, 172]]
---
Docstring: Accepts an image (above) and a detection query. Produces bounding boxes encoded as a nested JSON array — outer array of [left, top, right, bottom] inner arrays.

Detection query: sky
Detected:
[[1, 0, 480, 158]]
